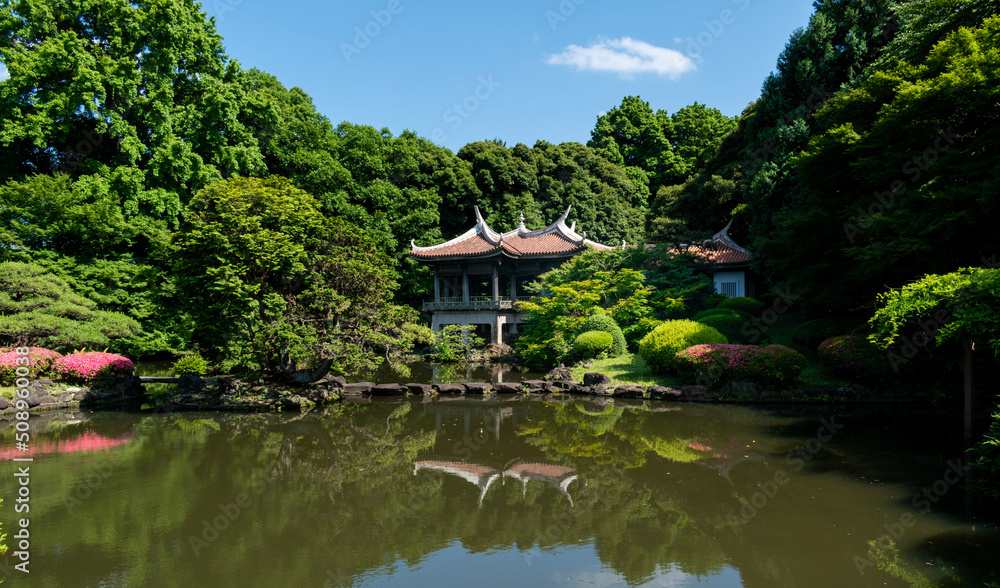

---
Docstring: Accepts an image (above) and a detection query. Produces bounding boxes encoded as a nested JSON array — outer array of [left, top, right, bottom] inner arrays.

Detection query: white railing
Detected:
[[423, 297, 515, 311]]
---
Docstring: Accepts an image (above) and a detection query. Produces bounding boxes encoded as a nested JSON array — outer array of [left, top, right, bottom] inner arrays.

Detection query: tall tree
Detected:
[[173, 176, 427, 380]]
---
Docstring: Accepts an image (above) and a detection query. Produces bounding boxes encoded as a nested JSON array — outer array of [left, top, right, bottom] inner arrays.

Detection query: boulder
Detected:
[[38, 395, 58, 405], [406, 383, 434, 395], [463, 382, 492, 394], [324, 375, 347, 388], [545, 367, 572, 381], [73, 390, 89, 401], [493, 382, 523, 394], [583, 372, 611, 386], [569, 383, 593, 395], [594, 383, 611, 396], [0, 397, 8, 410], [521, 379, 547, 390], [343, 382, 375, 396], [372, 383, 405, 395], [436, 383, 467, 394], [25, 395, 41, 407]]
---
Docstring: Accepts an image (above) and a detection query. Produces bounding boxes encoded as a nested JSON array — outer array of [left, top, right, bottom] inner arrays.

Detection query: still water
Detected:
[[1, 398, 998, 587]]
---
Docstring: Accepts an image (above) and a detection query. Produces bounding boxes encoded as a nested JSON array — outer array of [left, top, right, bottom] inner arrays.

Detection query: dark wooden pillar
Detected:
[[492, 263, 499, 301], [433, 265, 440, 303], [462, 264, 469, 303]]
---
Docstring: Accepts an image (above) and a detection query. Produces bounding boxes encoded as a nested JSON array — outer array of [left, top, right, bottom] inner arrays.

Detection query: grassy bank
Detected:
[[570, 354, 684, 388]]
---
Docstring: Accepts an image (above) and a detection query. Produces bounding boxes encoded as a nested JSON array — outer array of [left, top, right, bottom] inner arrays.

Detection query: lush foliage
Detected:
[[432, 325, 485, 362], [0, 347, 63, 385], [172, 176, 429, 379], [818, 335, 894, 382], [675, 344, 807, 388], [762, 15, 1000, 313], [572, 331, 614, 361], [716, 297, 765, 316], [580, 313, 627, 358], [54, 351, 135, 387], [174, 355, 209, 376], [638, 320, 728, 374], [0, 262, 140, 350], [868, 267, 1000, 356]]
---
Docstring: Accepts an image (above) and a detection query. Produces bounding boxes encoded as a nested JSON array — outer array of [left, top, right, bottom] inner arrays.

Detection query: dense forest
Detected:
[[1, 0, 998, 382]]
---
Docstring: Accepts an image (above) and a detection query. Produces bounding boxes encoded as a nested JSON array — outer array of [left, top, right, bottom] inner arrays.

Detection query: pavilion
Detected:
[[410, 206, 616, 344]]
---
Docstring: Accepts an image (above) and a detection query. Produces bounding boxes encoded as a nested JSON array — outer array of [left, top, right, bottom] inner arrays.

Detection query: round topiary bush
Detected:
[[692, 308, 751, 322], [174, 354, 209, 376], [675, 344, 807, 388], [622, 318, 663, 352], [791, 318, 864, 350], [694, 314, 749, 344], [717, 297, 765, 316], [638, 320, 728, 373], [0, 347, 63, 384], [817, 335, 893, 381], [54, 351, 135, 387], [580, 313, 627, 357], [572, 330, 614, 360]]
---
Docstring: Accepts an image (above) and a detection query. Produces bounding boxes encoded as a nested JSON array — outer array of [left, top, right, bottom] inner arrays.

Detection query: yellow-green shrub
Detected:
[[638, 320, 728, 373]]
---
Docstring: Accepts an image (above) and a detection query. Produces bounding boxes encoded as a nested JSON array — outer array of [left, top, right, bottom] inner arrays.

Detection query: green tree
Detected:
[[763, 16, 1000, 313], [0, 261, 140, 349], [172, 176, 428, 380]]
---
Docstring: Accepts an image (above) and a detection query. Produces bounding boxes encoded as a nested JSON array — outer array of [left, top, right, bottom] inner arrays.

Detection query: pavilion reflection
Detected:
[[413, 456, 578, 507]]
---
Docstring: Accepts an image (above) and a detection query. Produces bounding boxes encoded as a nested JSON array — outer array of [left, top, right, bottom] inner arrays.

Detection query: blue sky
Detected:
[[213, 0, 815, 152]]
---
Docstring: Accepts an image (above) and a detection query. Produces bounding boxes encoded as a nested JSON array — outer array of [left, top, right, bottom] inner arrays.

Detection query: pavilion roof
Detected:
[[410, 206, 616, 261], [668, 221, 751, 267]]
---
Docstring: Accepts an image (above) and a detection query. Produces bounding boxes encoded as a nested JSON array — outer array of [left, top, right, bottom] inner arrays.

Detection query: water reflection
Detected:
[[0, 400, 997, 587]]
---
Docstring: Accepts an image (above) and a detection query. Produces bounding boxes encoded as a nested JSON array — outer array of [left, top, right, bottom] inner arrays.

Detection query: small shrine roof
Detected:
[[670, 221, 751, 267], [410, 206, 616, 261]]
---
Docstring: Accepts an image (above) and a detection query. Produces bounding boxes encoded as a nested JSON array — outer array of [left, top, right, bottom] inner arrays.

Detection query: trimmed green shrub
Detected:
[[174, 354, 209, 376], [622, 318, 663, 352], [0, 347, 63, 384], [580, 313, 627, 357], [572, 330, 614, 360], [638, 320, 728, 373], [694, 314, 750, 344], [717, 297, 765, 315], [675, 344, 807, 388], [791, 318, 864, 349], [817, 335, 893, 381], [692, 308, 750, 321]]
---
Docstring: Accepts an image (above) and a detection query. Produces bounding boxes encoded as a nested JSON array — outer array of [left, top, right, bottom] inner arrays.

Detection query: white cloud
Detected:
[[546, 36, 696, 79], [0, 62, 8, 81]]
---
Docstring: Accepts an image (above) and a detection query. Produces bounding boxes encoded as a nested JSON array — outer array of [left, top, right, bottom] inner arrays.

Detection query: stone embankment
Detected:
[[0, 376, 146, 415]]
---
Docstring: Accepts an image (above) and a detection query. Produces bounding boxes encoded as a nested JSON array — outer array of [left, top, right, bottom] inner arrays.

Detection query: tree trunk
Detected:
[[285, 358, 335, 384]]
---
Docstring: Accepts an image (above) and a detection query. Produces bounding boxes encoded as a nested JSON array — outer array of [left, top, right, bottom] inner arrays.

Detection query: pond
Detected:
[[1, 398, 998, 587]]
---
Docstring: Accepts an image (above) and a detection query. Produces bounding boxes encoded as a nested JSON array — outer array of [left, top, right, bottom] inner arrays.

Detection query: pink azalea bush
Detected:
[[0, 347, 64, 385], [675, 344, 807, 388], [54, 352, 135, 387], [817, 335, 893, 381]]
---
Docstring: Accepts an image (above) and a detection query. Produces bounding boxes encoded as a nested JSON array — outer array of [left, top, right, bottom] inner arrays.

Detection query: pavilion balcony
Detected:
[[422, 296, 516, 311]]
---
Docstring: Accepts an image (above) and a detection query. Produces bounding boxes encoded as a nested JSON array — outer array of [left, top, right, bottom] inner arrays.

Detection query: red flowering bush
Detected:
[[675, 344, 807, 388], [817, 335, 893, 381], [0, 347, 63, 385], [54, 352, 135, 387]]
